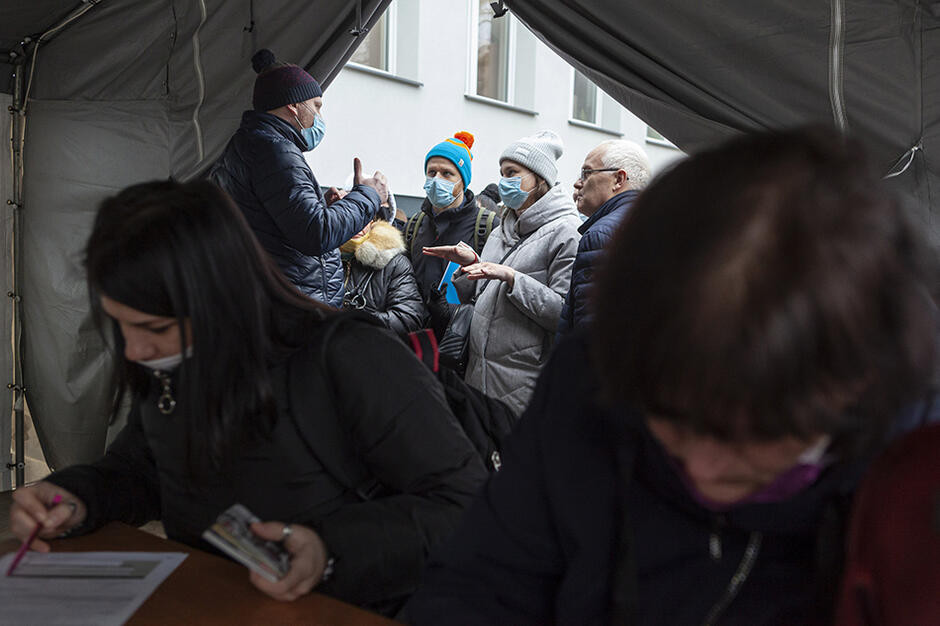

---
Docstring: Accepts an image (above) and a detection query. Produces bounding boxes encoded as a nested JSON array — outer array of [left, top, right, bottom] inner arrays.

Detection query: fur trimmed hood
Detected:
[[341, 220, 406, 269]]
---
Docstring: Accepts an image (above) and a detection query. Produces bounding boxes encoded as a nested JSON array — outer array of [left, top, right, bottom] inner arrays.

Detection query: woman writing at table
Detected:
[[8, 180, 487, 614]]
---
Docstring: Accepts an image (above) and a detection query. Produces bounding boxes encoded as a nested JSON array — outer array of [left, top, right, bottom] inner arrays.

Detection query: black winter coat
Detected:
[[341, 220, 426, 335], [557, 190, 638, 334], [406, 190, 498, 300], [407, 332, 934, 625], [210, 111, 379, 305], [47, 318, 487, 613]]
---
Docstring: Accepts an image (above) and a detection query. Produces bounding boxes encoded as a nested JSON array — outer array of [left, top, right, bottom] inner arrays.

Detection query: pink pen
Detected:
[[5, 493, 63, 576]]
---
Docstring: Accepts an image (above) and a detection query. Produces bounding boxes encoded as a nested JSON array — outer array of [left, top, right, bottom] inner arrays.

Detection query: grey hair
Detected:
[[598, 140, 652, 190]]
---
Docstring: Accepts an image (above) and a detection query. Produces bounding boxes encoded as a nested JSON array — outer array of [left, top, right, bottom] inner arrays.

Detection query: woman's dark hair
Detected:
[[84, 179, 331, 479], [592, 126, 938, 453]]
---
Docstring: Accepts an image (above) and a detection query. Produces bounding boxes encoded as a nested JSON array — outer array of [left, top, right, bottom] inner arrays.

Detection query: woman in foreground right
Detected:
[[407, 126, 939, 625]]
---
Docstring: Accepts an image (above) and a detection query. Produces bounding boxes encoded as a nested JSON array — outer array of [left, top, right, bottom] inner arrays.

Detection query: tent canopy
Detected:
[[0, 0, 935, 472]]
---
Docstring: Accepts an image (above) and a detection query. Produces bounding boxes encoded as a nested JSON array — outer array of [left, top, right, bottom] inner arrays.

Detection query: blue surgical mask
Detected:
[[424, 176, 456, 208], [299, 115, 325, 151], [498, 176, 531, 210]]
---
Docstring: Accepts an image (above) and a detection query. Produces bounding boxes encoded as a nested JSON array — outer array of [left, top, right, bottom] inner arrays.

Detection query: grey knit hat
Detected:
[[499, 130, 564, 185]]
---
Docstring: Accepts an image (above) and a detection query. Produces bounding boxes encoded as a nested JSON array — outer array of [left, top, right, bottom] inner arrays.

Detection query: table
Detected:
[[0, 522, 400, 625]]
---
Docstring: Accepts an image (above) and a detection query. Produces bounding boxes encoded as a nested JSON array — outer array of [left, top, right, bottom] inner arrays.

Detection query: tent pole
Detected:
[[7, 1, 103, 485], [8, 51, 25, 488]]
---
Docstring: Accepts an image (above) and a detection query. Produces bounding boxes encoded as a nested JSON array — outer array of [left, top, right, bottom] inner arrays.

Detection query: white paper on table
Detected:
[[0, 551, 187, 626]]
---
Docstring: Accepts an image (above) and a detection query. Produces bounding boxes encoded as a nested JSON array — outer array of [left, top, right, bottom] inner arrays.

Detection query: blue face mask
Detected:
[[424, 176, 456, 208], [299, 115, 325, 151], [498, 176, 532, 210]]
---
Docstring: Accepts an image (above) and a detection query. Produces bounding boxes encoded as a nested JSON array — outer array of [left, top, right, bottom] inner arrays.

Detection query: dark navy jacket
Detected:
[[407, 332, 939, 625], [211, 111, 379, 305], [406, 190, 499, 301], [557, 190, 639, 334]]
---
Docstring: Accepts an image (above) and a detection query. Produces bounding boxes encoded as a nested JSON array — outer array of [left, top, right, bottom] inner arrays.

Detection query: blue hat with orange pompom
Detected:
[[425, 132, 474, 187]]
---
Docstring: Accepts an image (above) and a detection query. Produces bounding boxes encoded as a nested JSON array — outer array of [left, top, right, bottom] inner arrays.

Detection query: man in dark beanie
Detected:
[[211, 49, 387, 305]]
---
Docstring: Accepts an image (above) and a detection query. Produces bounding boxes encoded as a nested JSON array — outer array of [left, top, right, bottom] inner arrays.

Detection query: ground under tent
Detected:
[[0, 0, 936, 486]]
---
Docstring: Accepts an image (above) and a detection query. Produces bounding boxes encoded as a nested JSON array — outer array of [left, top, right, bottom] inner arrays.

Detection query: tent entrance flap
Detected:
[[10, 0, 392, 470], [504, 0, 938, 247]]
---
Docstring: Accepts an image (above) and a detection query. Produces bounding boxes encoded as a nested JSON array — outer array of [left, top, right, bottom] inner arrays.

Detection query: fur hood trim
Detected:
[[350, 220, 406, 269]]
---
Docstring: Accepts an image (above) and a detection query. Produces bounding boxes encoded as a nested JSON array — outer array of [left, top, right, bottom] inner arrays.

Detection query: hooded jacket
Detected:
[[557, 189, 639, 334], [408, 333, 938, 625], [453, 184, 581, 415], [341, 220, 427, 335], [210, 110, 379, 305]]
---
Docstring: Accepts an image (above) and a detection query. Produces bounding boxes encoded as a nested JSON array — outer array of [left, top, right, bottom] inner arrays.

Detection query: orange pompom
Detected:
[[454, 131, 474, 149]]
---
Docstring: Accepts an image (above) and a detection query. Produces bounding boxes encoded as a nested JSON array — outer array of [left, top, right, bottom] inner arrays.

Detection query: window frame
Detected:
[[646, 126, 680, 149], [347, 1, 398, 74], [570, 68, 601, 125], [468, 0, 518, 105]]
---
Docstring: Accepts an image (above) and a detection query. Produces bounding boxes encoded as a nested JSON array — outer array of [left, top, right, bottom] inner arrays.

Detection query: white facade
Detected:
[[305, 0, 683, 213]]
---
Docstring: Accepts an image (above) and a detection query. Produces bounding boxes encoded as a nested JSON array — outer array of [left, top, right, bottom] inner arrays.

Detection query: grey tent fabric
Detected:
[[505, 0, 938, 244], [5, 0, 388, 471], [2, 0, 936, 473]]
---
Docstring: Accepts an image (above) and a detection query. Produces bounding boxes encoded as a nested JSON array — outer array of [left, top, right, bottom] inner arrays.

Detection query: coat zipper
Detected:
[[709, 515, 726, 561], [700, 531, 763, 626]]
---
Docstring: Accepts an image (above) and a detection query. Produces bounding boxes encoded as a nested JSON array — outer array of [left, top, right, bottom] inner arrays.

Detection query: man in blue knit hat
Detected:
[[211, 49, 387, 306], [403, 132, 499, 336]]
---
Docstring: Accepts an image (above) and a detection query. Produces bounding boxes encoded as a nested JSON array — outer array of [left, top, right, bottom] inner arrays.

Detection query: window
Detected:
[[572, 70, 598, 123], [569, 69, 621, 133], [467, 2, 536, 111], [475, 0, 510, 101], [646, 126, 678, 148], [350, 8, 391, 71], [345, 1, 421, 84]]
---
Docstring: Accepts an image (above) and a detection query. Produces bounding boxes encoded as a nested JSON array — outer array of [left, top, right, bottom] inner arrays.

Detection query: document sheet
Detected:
[[0, 551, 186, 625]]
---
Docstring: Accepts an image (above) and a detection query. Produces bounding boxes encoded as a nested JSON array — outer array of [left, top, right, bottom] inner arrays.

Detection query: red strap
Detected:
[[407, 329, 440, 373], [408, 331, 424, 365], [426, 329, 440, 373]]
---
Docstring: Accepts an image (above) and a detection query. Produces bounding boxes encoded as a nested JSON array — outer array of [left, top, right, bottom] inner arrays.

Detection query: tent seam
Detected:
[[190, 0, 208, 164]]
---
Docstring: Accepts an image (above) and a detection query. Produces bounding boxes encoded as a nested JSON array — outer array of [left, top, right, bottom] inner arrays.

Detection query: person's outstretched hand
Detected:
[[463, 261, 515, 287], [353, 157, 389, 204], [10, 482, 87, 552], [248, 521, 329, 602], [422, 241, 478, 266]]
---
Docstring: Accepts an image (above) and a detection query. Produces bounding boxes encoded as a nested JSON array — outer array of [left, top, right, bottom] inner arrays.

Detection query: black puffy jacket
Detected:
[[341, 220, 427, 335], [210, 111, 379, 305], [46, 317, 487, 614]]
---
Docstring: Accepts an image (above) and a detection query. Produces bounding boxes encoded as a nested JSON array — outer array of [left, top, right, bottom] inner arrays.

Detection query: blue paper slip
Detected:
[[438, 261, 463, 304]]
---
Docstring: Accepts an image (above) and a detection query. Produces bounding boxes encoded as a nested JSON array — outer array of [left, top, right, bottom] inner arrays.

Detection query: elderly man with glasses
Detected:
[[557, 140, 652, 335]]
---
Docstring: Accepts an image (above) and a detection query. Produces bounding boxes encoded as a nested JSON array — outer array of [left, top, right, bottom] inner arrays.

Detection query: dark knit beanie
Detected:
[[251, 49, 323, 112]]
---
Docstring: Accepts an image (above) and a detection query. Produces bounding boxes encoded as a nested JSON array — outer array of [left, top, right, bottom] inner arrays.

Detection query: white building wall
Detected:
[[306, 0, 682, 211]]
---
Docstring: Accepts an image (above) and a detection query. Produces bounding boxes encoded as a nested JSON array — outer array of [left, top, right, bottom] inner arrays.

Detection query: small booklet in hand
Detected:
[[438, 261, 463, 304], [202, 503, 290, 583]]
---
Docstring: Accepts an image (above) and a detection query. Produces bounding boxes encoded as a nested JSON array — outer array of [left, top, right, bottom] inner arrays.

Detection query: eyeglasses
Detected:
[[578, 167, 624, 182]]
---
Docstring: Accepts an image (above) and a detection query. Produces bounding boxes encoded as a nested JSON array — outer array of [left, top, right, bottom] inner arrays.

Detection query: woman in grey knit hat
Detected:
[[424, 130, 582, 415]]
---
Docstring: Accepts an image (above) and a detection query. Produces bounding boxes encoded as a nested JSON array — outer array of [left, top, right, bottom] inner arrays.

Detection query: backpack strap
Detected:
[[288, 314, 382, 501], [407, 329, 439, 373], [404, 210, 426, 258], [473, 207, 496, 255]]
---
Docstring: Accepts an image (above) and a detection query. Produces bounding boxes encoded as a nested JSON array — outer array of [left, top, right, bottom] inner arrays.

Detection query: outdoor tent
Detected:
[[0, 0, 935, 485]]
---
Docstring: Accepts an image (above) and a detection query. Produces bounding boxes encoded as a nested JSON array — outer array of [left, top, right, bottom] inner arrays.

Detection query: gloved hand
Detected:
[[427, 286, 456, 340]]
